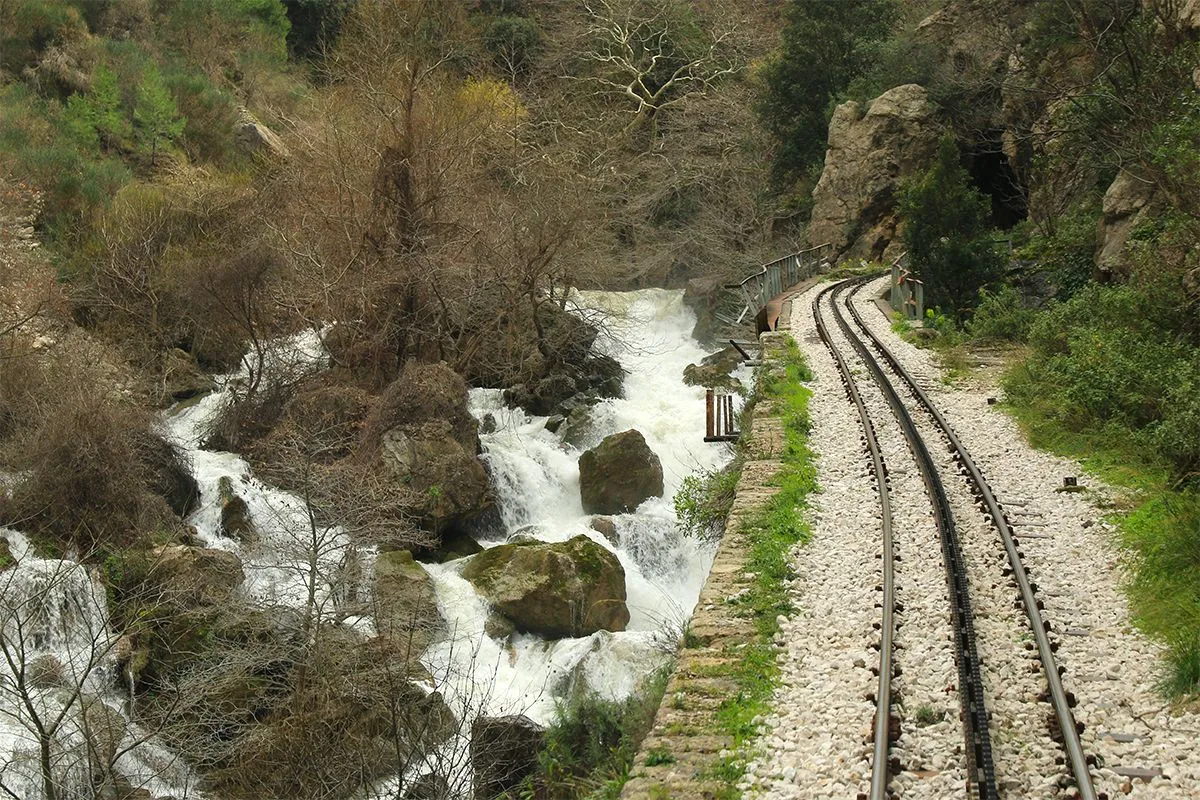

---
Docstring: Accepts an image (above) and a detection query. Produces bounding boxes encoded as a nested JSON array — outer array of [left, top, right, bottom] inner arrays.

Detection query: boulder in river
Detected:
[[147, 544, 245, 607], [362, 362, 494, 534], [589, 516, 620, 547], [461, 534, 630, 638], [139, 432, 199, 518], [578, 429, 664, 515], [471, 715, 546, 800], [373, 550, 446, 661], [217, 476, 256, 542]]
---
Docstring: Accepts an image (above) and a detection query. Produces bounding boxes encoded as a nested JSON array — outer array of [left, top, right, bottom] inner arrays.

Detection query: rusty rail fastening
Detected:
[[823, 278, 1000, 800], [842, 279, 1098, 800], [811, 284, 896, 800]]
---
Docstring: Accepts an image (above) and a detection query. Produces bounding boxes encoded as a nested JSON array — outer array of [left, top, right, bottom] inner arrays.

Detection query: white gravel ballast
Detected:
[[741, 277, 1200, 800]]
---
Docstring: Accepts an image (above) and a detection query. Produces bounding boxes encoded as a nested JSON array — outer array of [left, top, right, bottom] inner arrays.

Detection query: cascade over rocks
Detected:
[[461, 534, 630, 638], [578, 429, 664, 515], [470, 715, 546, 800], [809, 84, 942, 261]]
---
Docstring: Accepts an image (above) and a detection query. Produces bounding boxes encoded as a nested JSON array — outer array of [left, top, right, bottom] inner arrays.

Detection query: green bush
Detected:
[[899, 135, 1005, 318], [165, 68, 242, 165], [1021, 203, 1099, 298], [536, 668, 670, 799], [674, 464, 739, 541], [966, 285, 1036, 342], [1009, 282, 1200, 482]]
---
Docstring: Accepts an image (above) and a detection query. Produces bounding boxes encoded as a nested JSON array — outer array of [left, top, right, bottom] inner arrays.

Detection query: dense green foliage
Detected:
[[757, 0, 894, 190], [0, 0, 294, 235], [534, 667, 671, 799], [899, 136, 1004, 317]]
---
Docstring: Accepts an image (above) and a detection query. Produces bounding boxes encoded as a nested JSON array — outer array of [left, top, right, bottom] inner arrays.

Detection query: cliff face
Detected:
[[808, 84, 941, 262]]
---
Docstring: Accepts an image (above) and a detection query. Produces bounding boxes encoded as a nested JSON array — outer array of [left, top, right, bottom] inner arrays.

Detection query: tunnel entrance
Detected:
[[963, 136, 1028, 230]]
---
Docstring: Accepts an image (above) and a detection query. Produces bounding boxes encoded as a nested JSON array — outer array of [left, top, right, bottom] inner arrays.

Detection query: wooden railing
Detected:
[[716, 242, 833, 330]]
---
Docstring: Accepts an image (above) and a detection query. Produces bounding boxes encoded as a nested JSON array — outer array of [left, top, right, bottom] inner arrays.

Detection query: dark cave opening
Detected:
[[963, 141, 1028, 230]]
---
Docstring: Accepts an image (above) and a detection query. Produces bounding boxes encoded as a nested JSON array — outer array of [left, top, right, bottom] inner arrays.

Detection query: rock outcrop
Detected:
[[461, 535, 630, 638], [809, 84, 942, 262], [471, 715, 546, 800], [1097, 169, 1158, 279], [578, 429, 664, 515], [364, 362, 492, 534], [235, 107, 289, 159]]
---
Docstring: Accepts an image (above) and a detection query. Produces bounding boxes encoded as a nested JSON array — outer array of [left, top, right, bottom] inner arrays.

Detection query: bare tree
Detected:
[[579, 0, 741, 141]]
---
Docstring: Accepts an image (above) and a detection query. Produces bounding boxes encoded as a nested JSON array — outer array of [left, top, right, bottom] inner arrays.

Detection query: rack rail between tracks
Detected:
[[820, 278, 1000, 800], [841, 279, 1098, 800]]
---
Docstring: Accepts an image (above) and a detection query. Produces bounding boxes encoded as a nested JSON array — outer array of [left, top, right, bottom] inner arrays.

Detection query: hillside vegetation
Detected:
[[758, 0, 1200, 697], [0, 2, 785, 797]]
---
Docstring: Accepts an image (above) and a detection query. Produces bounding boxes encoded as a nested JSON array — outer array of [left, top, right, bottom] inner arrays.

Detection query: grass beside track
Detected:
[[699, 336, 818, 795], [1002, 380, 1200, 700]]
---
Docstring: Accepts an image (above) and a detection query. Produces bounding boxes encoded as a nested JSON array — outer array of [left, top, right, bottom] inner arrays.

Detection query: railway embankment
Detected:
[[620, 326, 815, 800]]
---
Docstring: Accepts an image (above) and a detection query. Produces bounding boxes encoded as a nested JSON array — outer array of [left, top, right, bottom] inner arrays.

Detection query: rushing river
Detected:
[[0, 288, 737, 798]]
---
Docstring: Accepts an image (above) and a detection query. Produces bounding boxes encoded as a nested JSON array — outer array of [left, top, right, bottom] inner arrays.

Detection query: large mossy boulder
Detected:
[[365, 361, 479, 454], [372, 550, 445, 660], [471, 715, 546, 800], [578, 429, 663, 515], [379, 421, 491, 532], [362, 362, 493, 534], [461, 535, 629, 638], [147, 544, 245, 607]]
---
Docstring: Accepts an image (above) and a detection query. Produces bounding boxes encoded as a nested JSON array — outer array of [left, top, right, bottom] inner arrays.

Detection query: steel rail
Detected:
[[811, 284, 896, 800], [826, 278, 1000, 800], [843, 280, 1098, 800]]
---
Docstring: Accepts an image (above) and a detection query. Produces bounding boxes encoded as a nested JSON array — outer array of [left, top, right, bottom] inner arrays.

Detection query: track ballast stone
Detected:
[[848, 277, 1200, 798]]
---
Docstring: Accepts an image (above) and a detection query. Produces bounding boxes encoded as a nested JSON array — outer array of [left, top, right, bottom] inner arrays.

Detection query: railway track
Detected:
[[811, 277, 1099, 800]]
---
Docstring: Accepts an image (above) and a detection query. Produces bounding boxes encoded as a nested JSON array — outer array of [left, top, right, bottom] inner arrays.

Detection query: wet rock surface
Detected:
[[462, 534, 630, 638], [578, 429, 664, 515], [471, 715, 546, 800]]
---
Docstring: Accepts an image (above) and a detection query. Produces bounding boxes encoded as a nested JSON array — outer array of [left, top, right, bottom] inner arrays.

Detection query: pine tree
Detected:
[[62, 65, 130, 151], [758, 0, 896, 189], [91, 65, 130, 147], [134, 66, 185, 166]]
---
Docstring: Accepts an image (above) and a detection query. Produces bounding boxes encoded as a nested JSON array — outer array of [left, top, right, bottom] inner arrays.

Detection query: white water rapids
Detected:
[[0, 288, 738, 798]]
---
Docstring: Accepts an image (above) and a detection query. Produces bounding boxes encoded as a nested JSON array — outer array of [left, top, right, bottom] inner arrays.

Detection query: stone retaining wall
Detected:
[[619, 330, 794, 799]]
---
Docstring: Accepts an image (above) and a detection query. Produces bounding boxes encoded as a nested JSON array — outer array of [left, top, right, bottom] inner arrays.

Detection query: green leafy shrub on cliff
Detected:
[[899, 135, 1005, 318]]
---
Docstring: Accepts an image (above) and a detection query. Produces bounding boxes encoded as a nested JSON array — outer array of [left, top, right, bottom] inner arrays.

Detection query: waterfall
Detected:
[[0, 528, 201, 799], [396, 289, 737, 795], [2, 291, 738, 798]]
